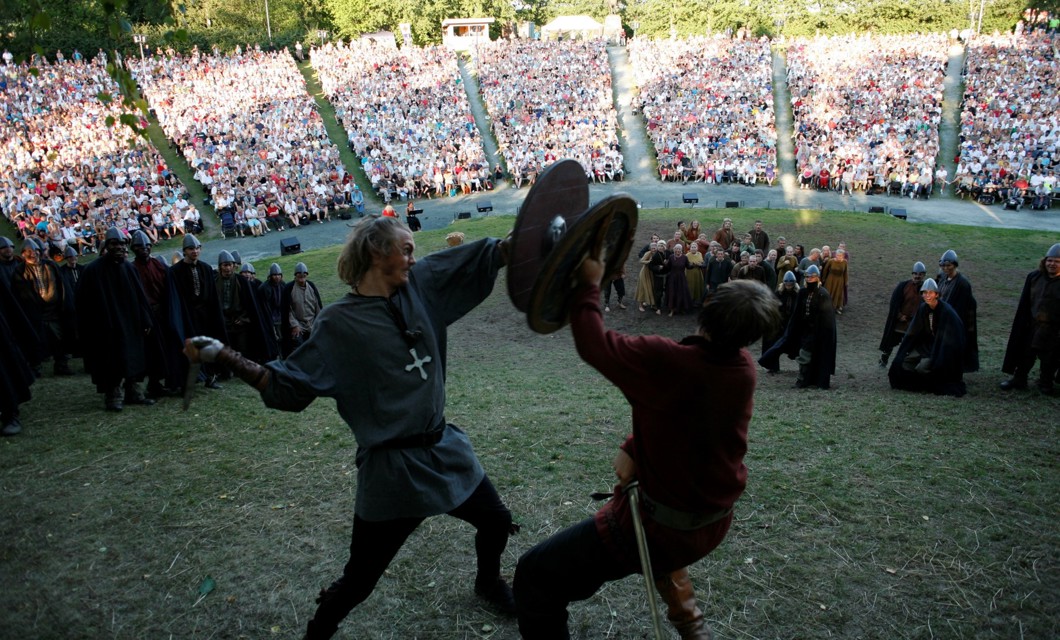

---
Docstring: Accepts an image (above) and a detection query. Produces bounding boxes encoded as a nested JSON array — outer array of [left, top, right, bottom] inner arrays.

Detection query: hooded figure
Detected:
[[0, 273, 38, 435], [888, 278, 967, 397], [759, 264, 837, 388]]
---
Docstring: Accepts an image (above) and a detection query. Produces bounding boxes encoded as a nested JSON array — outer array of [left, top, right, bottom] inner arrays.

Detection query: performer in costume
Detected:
[[130, 230, 186, 396], [281, 262, 323, 356], [170, 234, 227, 389], [11, 238, 74, 375], [259, 263, 286, 344], [216, 250, 275, 367], [0, 273, 37, 436], [888, 278, 967, 397], [879, 262, 927, 367], [1001, 243, 1060, 394], [184, 216, 517, 640], [514, 276, 780, 639], [76, 228, 157, 411], [936, 249, 979, 372], [759, 264, 837, 389]]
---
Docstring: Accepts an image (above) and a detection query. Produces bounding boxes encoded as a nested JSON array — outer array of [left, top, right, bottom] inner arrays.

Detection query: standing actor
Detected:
[[170, 234, 227, 389], [76, 228, 157, 411], [281, 262, 323, 356], [1000, 243, 1060, 394], [879, 262, 927, 367], [759, 264, 837, 389], [513, 276, 780, 640], [936, 249, 979, 372], [183, 216, 517, 639]]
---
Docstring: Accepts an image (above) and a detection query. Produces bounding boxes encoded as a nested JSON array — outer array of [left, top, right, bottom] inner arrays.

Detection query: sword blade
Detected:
[[182, 362, 201, 411], [626, 482, 665, 640]]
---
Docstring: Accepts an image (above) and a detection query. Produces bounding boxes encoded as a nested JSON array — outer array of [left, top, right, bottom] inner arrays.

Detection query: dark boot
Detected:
[[879, 352, 890, 368], [303, 584, 353, 640], [1000, 372, 1028, 391], [655, 568, 713, 639], [204, 375, 223, 390], [124, 382, 156, 406], [1, 416, 22, 437], [475, 576, 517, 615], [105, 387, 124, 412]]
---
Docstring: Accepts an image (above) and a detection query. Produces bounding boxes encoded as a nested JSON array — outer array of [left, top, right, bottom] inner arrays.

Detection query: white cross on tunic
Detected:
[[405, 348, 432, 380]]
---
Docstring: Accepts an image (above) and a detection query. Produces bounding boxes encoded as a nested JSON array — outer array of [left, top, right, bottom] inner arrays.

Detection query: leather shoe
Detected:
[[474, 577, 517, 616], [204, 376, 223, 390], [124, 393, 156, 406], [999, 377, 1027, 391], [1, 418, 22, 436]]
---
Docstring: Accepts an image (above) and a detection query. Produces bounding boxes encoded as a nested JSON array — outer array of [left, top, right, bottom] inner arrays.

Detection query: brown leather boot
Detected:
[[655, 568, 713, 640]]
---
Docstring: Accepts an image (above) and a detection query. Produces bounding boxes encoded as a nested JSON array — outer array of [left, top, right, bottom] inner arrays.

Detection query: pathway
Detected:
[[936, 44, 967, 194], [771, 45, 798, 199], [607, 45, 656, 184]]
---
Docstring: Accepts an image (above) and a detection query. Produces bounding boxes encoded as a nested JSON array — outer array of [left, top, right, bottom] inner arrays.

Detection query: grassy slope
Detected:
[[0, 209, 1056, 639]]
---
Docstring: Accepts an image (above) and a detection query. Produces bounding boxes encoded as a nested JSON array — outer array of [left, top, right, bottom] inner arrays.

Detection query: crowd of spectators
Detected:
[[312, 40, 493, 202], [135, 49, 348, 232], [786, 33, 948, 197], [629, 36, 777, 186], [0, 54, 202, 254], [954, 31, 1058, 209], [475, 39, 623, 186]]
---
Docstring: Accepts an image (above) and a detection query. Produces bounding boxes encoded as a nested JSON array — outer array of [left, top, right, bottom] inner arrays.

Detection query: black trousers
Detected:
[[604, 277, 626, 305], [307, 475, 512, 638], [514, 517, 632, 639]]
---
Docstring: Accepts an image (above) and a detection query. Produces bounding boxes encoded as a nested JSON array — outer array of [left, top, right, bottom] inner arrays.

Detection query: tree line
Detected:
[[0, 0, 1042, 61]]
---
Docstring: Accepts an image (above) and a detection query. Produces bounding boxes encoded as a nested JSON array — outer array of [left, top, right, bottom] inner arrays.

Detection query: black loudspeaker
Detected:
[[725, 201, 740, 208], [477, 201, 493, 213], [280, 237, 302, 255], [682, 193, 699, 204], [890, 208, 907, 220], [868, 206, 886, 214], [457, 211, 471, 220], [406, 215, 422, 231]]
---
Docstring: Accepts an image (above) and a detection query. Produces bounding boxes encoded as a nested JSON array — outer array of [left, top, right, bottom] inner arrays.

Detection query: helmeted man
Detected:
[[259, 263, 285, 344], [1, 235, 21, 282], [216, 250, 274, 368], [76, 228, 157, 411], [170, 234, 227, 389], [59, 245, 86, 356], [887, 278, 967, 397], [763, 270, 800, 356], [879, 261, 927, 367], [936, 249, 979, 372], [240, 263, 261, 286], [11, 238, 74, 375], [1001, 243, 1060, 394], [281, 262, 322, 357], [759, 264, 837, 389], [130, 230, 185, 397]]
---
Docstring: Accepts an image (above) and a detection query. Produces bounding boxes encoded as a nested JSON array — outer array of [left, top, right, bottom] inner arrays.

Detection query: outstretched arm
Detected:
[[184, 337, 270, 392]]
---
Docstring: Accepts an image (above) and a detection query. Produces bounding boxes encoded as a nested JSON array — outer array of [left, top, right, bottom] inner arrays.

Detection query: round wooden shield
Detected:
[[525, 194, 639, 334], [507, 159, 590, 312]]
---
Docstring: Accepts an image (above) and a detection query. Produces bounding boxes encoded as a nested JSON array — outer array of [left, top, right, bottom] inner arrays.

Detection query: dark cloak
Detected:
[[888, 300, 967, 397]]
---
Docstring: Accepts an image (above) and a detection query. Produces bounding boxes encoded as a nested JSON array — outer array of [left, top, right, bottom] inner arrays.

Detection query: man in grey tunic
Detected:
[[184, 215, 516, 639]]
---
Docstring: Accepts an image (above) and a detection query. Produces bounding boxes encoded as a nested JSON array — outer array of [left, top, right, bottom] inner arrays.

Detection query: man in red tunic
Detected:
[[514, 265, 780, 639]]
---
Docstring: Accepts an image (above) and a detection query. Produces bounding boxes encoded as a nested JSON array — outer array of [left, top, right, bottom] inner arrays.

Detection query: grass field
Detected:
[[0, 208, 1056, 639]]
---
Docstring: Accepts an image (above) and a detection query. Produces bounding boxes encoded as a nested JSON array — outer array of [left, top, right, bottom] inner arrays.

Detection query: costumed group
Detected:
[[1, 212, 1057, 640]]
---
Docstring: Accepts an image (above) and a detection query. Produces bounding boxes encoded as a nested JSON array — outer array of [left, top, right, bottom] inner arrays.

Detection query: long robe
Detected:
[[937, 272, 979, 372], [822, 258, 848, 308], [759, 284, 837, 388], [634, 252, 655, 307], [879, 279, 921, 352], [1002, 264, 1060, 378], [260, 238, 503, 521], [889, 300, 966, 397], [686, 251, 705, 303], [665, 255, 693, 314], [0, 275, 36, 418], [133, 256, 187, 389], [75, 257, 154, 390]]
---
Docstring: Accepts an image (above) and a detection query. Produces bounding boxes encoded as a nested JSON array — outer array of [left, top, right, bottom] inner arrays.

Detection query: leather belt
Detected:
[[375, 424, 446, 450]]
